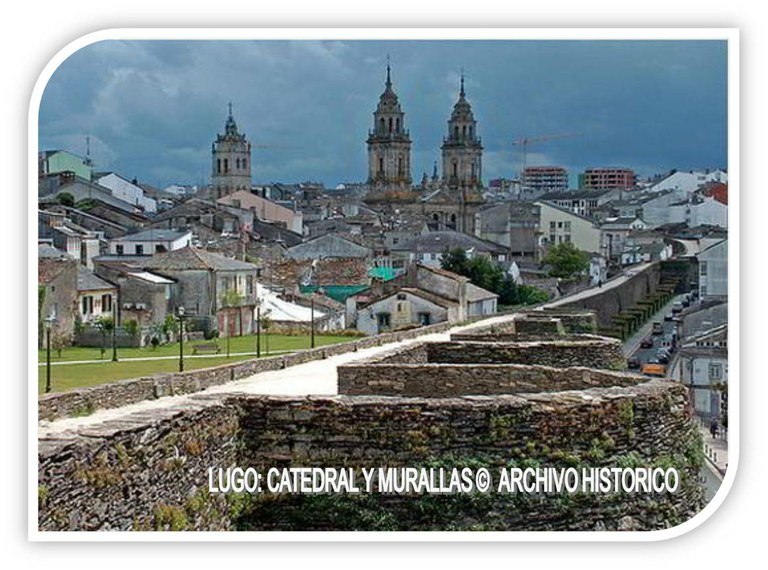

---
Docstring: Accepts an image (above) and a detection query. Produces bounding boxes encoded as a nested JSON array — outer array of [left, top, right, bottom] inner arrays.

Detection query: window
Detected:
[[116, 244, 124, 256], [135, 244, 144, 256], [388, 117, 393, 133], [224, 158, 229, 173], [81, 296, 93, 315], [700, 261, 708, 276], [395, 118, 400, 133], [709, 363, 723, 380], [101, 294, 112, 313], [155, 244, 167, 253], [217, 159, 221, 174], [378, 157, 384, 174], [418, 312, 431, 326]]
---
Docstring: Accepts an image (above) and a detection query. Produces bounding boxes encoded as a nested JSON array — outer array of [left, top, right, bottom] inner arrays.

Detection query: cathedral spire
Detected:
[[460, 69, 465, 98]]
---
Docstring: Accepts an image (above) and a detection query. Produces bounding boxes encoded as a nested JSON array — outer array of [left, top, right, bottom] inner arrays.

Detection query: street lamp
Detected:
[[310, 295, 315, 349], [256, 304, 261, 358], [111, 295, 118, 362], [177, 306, 186, 372], [44, 312, 56, 393]]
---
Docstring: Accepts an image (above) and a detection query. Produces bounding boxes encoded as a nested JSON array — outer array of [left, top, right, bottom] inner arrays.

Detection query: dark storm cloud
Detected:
[[38, 39, 727, 188]]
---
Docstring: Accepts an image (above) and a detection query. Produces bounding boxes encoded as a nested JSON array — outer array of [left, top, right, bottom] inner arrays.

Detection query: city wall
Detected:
[[38, 380, 704, 532]]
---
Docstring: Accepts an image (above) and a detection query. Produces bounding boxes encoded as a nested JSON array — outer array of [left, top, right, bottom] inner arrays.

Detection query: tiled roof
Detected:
[[142, 246, 258, 272], [77, 266, 116, 292]]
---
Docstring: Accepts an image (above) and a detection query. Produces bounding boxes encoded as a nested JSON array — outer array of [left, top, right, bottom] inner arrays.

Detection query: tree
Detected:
[[56, 192, 75, 207], [93, 315, 114, 358], [542, 242, 590, 280]]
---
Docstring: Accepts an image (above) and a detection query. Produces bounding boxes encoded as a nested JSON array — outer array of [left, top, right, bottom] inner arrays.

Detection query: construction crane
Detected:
[[511, 132, 580, 177]]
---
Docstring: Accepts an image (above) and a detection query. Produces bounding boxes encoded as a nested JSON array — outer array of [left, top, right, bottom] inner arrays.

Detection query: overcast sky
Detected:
[[38, 39, 727, 189]]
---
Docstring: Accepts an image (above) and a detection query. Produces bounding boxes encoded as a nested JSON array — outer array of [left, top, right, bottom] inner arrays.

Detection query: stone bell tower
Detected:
[[211, 103, 252, 199], [441, 74, 483, 190], [366, 61, 412, 193]]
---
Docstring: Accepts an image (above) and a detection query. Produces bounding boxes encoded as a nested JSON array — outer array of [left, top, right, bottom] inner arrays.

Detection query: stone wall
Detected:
[[38, 318, 459, 422], [556, 263, 662, 327], [38, 381, 705, 531]]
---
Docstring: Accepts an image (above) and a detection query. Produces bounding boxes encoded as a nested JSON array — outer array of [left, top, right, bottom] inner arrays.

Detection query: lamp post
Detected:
[[256, 304, 261, 358], [310, 295, 315, 349], [177, 306, 186, 372], [111, 296, 118, 362], [44, 313, 56, 393]]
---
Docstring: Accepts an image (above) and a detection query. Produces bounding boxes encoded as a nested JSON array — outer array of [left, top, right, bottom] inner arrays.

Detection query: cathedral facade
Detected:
[[211, 104, 252, 199], [364, 68, 485, 235]]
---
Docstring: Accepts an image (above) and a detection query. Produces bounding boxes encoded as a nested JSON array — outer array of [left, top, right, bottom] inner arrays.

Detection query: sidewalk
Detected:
[[696, 417, 728, 480]]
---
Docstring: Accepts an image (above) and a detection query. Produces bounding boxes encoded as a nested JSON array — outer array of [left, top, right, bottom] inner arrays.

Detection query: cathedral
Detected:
[[364, 65, 485, 234], [210, 103, 252, 199]]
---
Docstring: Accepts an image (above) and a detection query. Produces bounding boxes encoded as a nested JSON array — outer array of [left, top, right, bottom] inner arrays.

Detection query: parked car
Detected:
[[652, 321, 664, 335], [640, 336, 654, 348], [627, 357, 641, 369], [642, 362, 666, 377], [672, 302, 683, 314]]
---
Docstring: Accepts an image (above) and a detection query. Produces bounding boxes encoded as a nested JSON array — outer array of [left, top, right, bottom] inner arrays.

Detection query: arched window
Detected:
[[388, 117, 393, 133], [217, 159, 221, 174], [395, 118, 400, 133], [242, 158, 247, 169], [471, 162, 476, 178], [462, 125, 467, 137], [380, 118, 385, 132], [454, 126, 459, 139], [469, 126, 473, 139], [236, 158, 240, 169], [452, 160, 458, 177], [379, 157, 384, 174], [398, 157, 403, 176]]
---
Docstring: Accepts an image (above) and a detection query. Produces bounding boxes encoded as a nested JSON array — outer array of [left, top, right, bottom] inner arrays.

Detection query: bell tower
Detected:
[[441, 73, 483, 190], [366, 60, 412, 192], [211, 102, 252, 199]]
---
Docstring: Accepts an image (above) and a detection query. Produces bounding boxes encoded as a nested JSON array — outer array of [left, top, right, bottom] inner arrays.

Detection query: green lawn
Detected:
[[37, 334, 353, 363], [37, 334, 355, 394]]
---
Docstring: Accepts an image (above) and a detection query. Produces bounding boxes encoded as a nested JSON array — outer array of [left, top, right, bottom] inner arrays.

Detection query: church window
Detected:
[[236, 158, 240, 169], [454, 126, 459, 139], [395, 118, 400, 132], [224, 158, 229, 173], [217, 159, 221, 174], [398, 157, 403, 176], [453, 161, 458, 177], [462, 125, 467, 137], [242, 158, 247, 169], [388, 117, 393, 133], [469, 126, 473, 138], [380, 118, 385, 132], [379, 157, 384, 174]]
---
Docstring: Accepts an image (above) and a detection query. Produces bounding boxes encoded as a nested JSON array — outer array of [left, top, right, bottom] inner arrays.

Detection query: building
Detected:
[[522, 166, 568, 195], [441, 75, 483, 191], [94, 173, 157, 214], [285, 234, 373, 260], [142, 247, 260, 337], [474, 201, 540, 260], [76, 266, 118, 324], [211, 103, 252, 199], [38, 150, 93, 181], [697, 239, 727, 300], [579, 167, 636, 190], [536, 201, 601, 254], [351, 263, 497, 334], [647, 169, 727, 194], [538, 189, 618, 218], [109, 229, 192, 256], [390, 230, 509, 270], [38, 244, 78, 344], [598, 216, 649, 260], [366, 63, 412, 193], [38, 209, 101, 269], [217, 190, 303, 234], [675, 325, 728, 420]]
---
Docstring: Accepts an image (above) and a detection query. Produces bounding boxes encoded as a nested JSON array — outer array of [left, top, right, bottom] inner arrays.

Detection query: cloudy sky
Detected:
[[38, 39, 728, 189]]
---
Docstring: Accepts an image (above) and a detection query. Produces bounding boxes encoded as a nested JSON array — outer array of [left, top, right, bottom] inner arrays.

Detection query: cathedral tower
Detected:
[[441, 74, 483, 190], [211, 103, 252, 199], [366, 62, 412, 192]]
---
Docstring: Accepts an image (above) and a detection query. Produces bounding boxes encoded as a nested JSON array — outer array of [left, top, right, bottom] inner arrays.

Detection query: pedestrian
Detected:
[[710, 418, 719, 439], [598, 279, 603, 288]]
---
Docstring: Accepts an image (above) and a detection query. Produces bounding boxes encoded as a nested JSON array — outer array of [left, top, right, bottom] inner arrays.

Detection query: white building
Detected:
[[697, 239, 728, 300], [109, 229, 192, 256], [96, 173, 157, 213], [648, 169, 727, 194]]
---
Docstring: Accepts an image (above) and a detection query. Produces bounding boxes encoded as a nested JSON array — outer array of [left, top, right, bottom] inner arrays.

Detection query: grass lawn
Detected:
[[37, 334, 353, 363], [37, 334, 356, 394]]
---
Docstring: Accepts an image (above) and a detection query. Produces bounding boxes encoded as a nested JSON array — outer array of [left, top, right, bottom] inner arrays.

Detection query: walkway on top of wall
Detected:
[[37, 264, 658, 441], [37, 312, 520, 439]]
